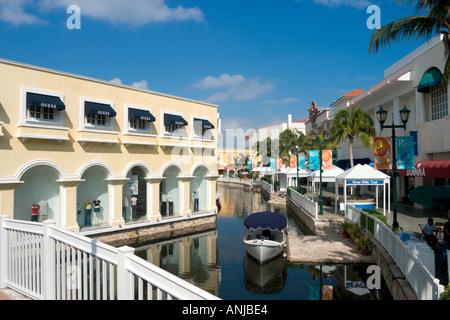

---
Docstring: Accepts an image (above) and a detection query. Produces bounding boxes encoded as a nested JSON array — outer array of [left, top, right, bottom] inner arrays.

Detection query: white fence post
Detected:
[[0, 215, 9, 289], [41, 220, 57, 300], [117, 246, 135, 300]]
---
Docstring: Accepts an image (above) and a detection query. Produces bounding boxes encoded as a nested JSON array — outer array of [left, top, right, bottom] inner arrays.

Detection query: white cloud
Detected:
[[0, 0, 45, 26], [265, 97, 299, 104], [192, 74, 274, 103], [0, 0, 204, 26], [110, 77, 149, 90]]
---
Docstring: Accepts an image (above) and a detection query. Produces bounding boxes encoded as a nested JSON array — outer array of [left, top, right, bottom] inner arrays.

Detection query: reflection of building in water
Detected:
[[134, 230, 220, 296]]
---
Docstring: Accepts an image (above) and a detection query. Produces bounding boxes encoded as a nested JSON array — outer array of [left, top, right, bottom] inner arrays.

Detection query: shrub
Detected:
[[441, 286, 450, 300], [361, 209, 387, 234]]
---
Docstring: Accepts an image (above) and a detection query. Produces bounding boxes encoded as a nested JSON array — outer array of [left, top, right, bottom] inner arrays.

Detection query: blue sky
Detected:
[[0, 0, 428, 131]]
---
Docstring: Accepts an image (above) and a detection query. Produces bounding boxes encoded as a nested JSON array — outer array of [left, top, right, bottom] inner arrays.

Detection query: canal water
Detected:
[[133, 184, 391, 300]]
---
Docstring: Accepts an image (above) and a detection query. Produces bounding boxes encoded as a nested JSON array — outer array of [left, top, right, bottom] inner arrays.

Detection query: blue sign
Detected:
[[247, 161, 252, 169], [309, 150, 319, 170], [298, 155, 306, 169], [397, 136, 415, 170], [409, 131, 418, 156], [347, 180, 384, 185]]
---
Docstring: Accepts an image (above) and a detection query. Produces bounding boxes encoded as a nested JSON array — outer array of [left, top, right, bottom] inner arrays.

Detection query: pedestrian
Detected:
[[422, 217, 438, 248], [392, 221, 403, 235], [443, 217, 450, 269]]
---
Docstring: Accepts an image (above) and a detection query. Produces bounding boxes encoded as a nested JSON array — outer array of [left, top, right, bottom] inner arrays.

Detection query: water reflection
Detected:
[[132, 184, 390, 300]]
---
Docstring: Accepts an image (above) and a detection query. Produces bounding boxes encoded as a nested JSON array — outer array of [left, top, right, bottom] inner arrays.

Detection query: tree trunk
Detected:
[[349, 138, 354, 168]]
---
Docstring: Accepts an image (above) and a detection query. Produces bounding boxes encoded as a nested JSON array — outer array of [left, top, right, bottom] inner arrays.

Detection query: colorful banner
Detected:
[[322, 150, 332, 170], [374, 137, 392, 170], [277, 158, 282, 169], [396, 136, 415, 170], [309, 150, 319, 170], [290, 155, 296, 168], [247, 161, 252, 169], [298, 155, 306, 169]]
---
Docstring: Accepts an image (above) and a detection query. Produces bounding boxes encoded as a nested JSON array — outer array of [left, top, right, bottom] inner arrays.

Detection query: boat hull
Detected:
[[244, 237, 286, 264]]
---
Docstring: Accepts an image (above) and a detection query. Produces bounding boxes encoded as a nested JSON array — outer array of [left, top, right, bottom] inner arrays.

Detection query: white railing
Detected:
[[0, 216, 219, 300], [288, 188, 318, 219], [217, 176, 254, 186], [345, 206, 445, 300], [260, 180, 273, 194]]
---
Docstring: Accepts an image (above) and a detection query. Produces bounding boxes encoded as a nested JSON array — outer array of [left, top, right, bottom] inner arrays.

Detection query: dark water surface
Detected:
[[133, 184, 391, 300]]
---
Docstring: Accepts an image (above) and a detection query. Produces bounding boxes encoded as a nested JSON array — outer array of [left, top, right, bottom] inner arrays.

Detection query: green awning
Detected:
[[409, 185, 450, 210], [417, 67, 442, 93]]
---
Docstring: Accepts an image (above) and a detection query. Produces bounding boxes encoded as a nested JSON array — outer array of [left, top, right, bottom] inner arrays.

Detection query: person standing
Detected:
[[443, 217, 450, 269]]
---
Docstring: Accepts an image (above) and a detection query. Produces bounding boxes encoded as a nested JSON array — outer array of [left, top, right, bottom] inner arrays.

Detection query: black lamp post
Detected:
[[311, 130, 330, 215], [376, 105, 410, 225]]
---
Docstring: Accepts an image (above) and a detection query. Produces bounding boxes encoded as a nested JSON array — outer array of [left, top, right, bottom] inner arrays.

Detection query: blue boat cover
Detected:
[[244, 211, 287, 231]]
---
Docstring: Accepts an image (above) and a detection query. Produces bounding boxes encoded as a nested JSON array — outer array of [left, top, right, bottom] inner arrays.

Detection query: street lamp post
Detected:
[[376, 105, 410, 225], [311, 131, 329, 215]]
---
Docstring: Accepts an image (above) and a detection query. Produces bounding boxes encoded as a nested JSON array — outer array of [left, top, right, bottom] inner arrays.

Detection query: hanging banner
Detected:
[[322, 150, 332, 170], [269, 158, 276, 169], [247, 161, 252, 169], [409, 131, 418, 156], [290, 155, 296, 168], [396, 136, 415, 170], [298, 155, 306, 169], [374, 137, 392, 170], [309, 150, 319, 170]]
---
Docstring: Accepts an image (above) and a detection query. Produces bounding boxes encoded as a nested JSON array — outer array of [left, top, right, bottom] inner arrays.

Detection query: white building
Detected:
[[330, 35, 450, 209]]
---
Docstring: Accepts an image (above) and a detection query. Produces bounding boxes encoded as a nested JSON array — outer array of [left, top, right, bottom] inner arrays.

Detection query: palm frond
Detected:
[[369, 16, 440, 53]]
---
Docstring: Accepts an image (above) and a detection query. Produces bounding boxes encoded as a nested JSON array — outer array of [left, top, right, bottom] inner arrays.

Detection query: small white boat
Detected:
[[243, 211, 287, 264]]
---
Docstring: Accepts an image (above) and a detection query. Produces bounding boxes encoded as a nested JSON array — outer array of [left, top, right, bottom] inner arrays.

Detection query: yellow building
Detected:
[[0, 58, 219, 233]]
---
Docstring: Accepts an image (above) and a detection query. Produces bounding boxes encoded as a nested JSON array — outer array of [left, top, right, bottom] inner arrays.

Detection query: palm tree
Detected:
[[369, 0, 450, 87], [329, 106, 375, 168]]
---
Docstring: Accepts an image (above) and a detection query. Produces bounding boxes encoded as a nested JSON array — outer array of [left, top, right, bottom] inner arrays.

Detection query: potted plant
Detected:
[[358, 235, 372, 256], [338, 221, 352, 238]]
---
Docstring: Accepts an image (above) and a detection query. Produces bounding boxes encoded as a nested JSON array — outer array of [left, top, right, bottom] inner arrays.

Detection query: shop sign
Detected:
[[347, 180, 384, 185]]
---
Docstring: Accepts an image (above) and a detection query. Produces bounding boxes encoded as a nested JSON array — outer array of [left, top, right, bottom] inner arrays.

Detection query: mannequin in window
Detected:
[[37, 199, 48, 221], [31, 203, 39, 222], [130, 195, 138, 220], [161, 192, 167, 216], [84, 199, 92, 226], [194, 191, 199, 212], [191, 191, 195, 212], [93, 199, 101, 224], [167, 192, 174, 215]]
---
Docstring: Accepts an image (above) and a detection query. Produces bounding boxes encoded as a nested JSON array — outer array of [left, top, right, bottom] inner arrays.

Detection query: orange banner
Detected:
[[374, 137, 392, 170], [277, 158, 283, 169], [322, 150, 332, 170], [290, 155, 296, 168]]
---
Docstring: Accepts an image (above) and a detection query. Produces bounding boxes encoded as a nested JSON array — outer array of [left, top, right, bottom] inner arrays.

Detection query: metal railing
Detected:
[[345, 206, 445, 300], [287, 188, 318, 219], [0, 216, 220, 300], [217, 176, 254, 186]]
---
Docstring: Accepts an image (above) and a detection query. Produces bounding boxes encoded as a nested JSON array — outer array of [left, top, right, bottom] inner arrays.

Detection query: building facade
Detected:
[[330, 35, 450, 208], [0, 58, 219, 232]]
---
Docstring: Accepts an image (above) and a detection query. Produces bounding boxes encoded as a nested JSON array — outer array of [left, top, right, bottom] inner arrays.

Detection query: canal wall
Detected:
[[83, 212, 217, 247], [286, 195, 418, 299]]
